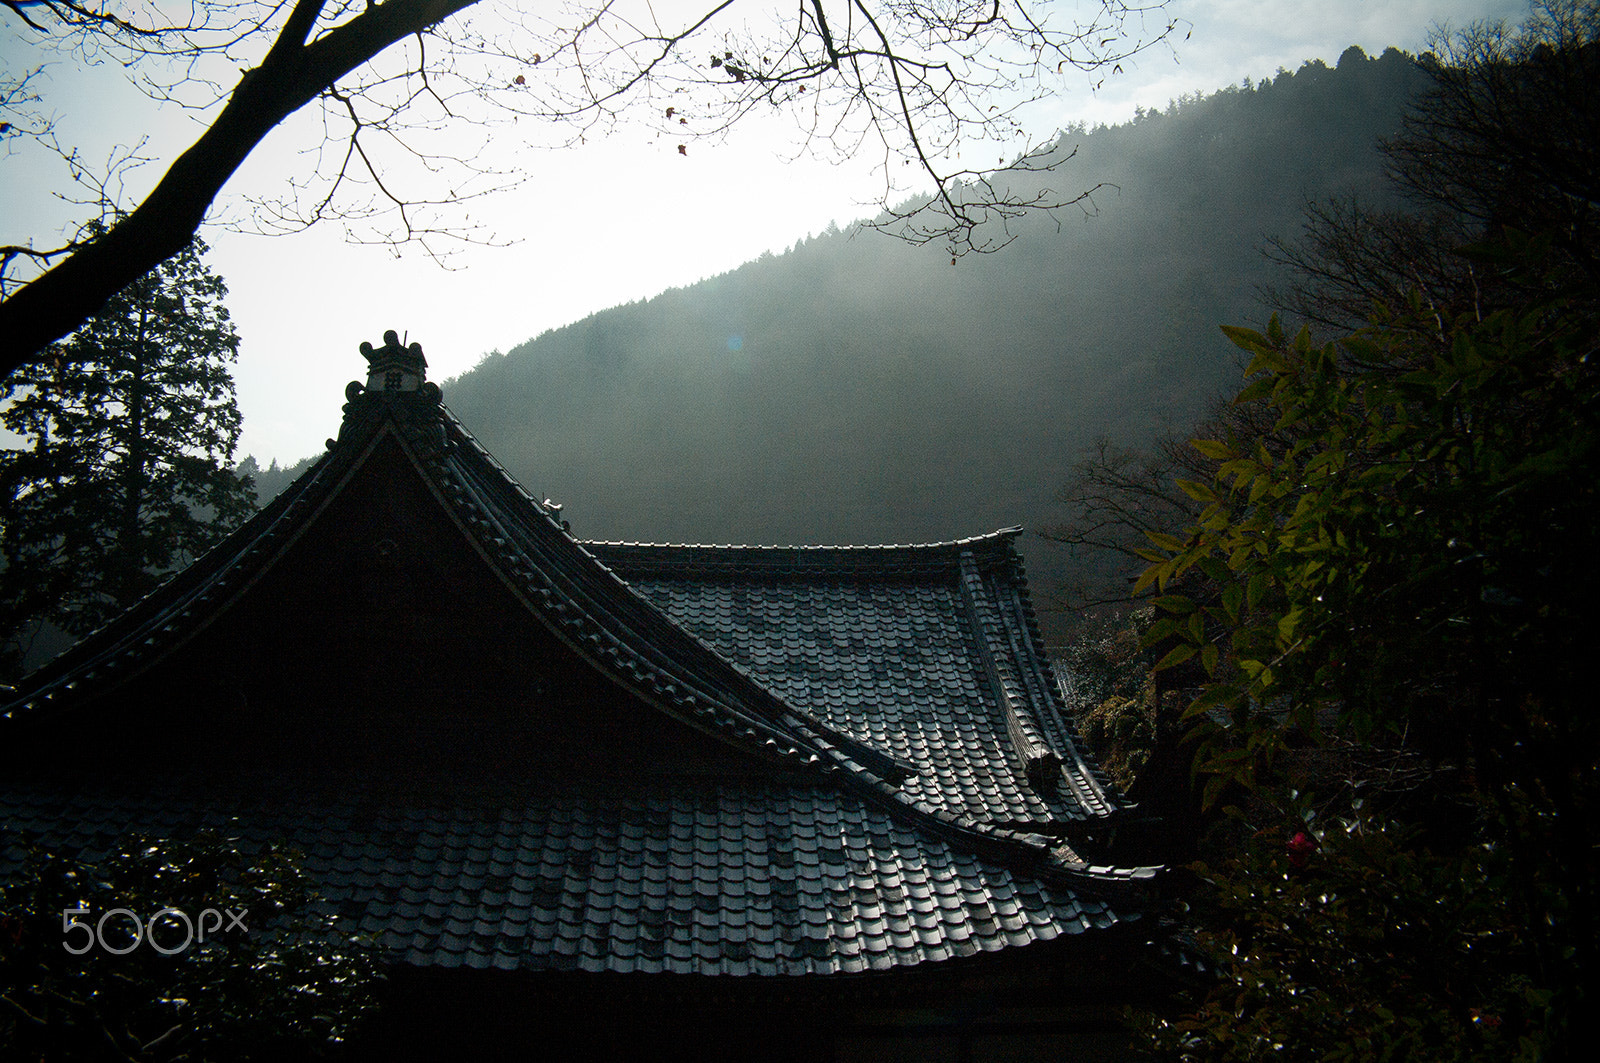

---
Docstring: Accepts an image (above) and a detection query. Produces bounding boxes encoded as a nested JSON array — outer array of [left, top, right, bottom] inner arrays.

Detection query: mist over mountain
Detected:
[[348, 48, 1429, 618]]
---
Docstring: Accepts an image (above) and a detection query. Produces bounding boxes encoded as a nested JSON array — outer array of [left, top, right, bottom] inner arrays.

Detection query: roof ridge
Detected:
[[582, 529, 1023, 552]]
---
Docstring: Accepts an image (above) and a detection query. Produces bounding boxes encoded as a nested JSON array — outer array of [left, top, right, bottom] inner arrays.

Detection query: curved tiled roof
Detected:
[[599, 544, 1119, 828], [0, 335, 1159, 978], [3, 783, 1136, 977]]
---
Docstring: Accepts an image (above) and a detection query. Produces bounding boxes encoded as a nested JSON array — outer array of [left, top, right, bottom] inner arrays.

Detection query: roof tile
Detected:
[[7, 783, 1136, 975]]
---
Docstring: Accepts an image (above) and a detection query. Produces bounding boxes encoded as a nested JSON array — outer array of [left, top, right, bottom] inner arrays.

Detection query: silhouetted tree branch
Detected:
[[1041, 395, 1279, 611], [1263, 1, 1600, 348], [1262, 199, 1478, 335], [1387, 0, 1600, 274], [0, 0, 1186, 377]]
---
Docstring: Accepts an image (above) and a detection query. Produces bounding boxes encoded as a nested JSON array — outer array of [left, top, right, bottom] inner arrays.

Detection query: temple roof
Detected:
[[1, 784, 1135, 977], [0, 332, 1158, 979]]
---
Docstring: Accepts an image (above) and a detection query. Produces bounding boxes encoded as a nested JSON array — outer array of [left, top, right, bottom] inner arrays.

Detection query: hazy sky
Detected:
[[3, 0, 1527, 464]]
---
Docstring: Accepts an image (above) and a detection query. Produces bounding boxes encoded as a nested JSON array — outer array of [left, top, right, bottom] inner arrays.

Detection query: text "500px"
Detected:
[[62, 906, 248, 955]]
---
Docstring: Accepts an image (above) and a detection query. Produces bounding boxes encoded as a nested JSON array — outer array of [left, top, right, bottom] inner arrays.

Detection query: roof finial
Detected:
[[331, 331, 442, 450], [358, 330, 428, 393]]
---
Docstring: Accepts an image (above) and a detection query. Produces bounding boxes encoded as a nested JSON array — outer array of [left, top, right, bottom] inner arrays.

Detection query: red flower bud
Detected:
[[1287, 831, 1318, 869]]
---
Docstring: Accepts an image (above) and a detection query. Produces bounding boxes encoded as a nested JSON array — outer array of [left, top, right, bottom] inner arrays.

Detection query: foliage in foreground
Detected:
[[1146, 802, 1546, 1062], [1130, 240, 1597, 1057], [1058, 7, 1600, 1056], [0, 830, 382, 1061], [1140, 267, 1596, 795]]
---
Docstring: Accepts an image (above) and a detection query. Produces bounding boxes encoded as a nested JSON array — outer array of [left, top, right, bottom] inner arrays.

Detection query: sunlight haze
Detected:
[[1, 0, 1527, 465]]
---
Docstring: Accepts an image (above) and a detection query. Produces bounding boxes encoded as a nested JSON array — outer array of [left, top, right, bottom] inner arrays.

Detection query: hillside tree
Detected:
[[0, 0, 1185, 377], [0, 234, 257, 674], [1053, 0, 1600, 608], [1267, 0, 1599, 335]]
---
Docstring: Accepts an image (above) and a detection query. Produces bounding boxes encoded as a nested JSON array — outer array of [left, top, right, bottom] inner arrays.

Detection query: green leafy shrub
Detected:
[[1147, 803, 1547, 1062], [1, 829, 381, 1061]]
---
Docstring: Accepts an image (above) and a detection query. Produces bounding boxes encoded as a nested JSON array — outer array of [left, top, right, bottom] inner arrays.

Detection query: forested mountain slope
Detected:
[[438, 49, 1426, 606]]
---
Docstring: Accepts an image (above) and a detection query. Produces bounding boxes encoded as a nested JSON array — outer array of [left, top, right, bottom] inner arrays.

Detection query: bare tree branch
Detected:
[[1, 1, 1184, 376], [1387, 1, 1600, 274], [1, 0, 481, 371]]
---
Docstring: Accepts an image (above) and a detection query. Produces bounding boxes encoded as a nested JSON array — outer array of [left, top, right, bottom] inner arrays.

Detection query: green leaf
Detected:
[[1247, 572, 1269, 610], [1187, 684, 1235, 715], [1143, 617, 1182, 643], [1221, 582, 1243, 621], [1155, 643, 1198, 671], [1132, 564, 1162, 595], [1277, 608, 1303, 642], [1245, 348, 1287, 376], [1144, 530, 1188, 553], [1219, 324, 1267, 350], [1236, 376, 1276, 404], [1201, 771, 1233, 809]]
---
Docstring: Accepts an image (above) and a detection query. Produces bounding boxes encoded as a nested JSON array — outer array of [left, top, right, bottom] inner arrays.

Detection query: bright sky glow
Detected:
[[1, 0, 1528, 465]]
